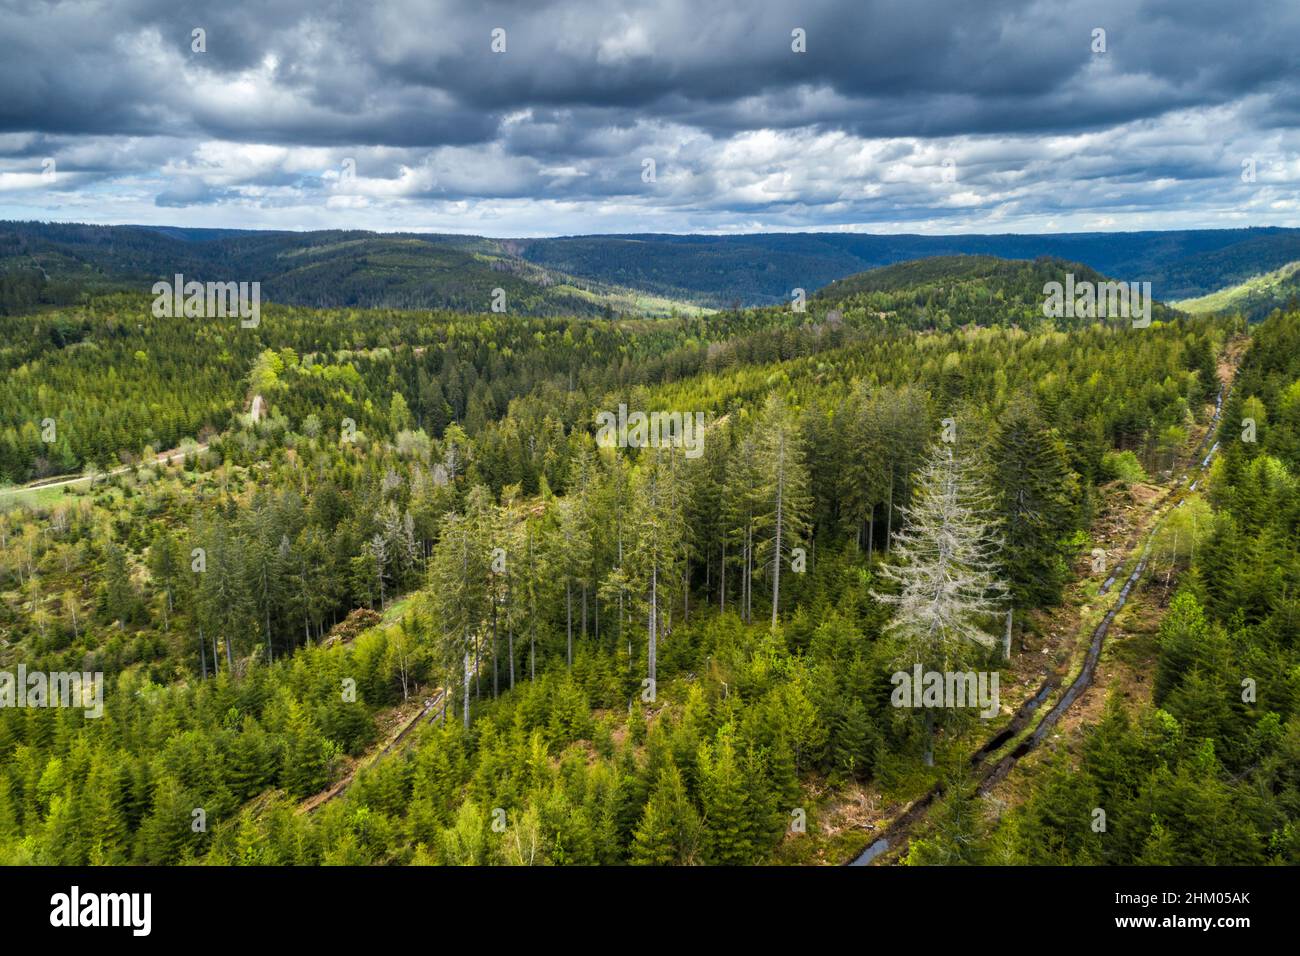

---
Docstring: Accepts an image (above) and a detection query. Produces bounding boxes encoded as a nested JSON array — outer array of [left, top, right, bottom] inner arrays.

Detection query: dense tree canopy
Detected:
[[3, 266, 1291, 866]]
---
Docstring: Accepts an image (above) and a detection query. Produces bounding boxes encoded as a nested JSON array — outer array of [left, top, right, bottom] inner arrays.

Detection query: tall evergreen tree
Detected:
[[624, 448, 686, 700], [874, 442, 1008, 659], [991, 400, 1079, 646], [752, 394, 812, 629], [630, 763, 700, 866], [873, 442, 1008, 764]]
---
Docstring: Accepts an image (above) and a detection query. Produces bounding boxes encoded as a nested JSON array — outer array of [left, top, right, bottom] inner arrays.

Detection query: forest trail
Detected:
[[297, 687, 446, 815], [0, 442, 209, 498], [848, 334, 1249, 866]]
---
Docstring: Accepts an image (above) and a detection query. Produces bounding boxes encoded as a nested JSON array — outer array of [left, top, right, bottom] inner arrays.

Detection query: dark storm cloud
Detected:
[[5, 0, 1297, 144], [0, 0, 1297, 232]]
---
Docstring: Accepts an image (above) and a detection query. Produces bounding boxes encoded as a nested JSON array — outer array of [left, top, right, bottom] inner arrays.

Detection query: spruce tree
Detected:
[[630, 764, 699, 866], [698, 734, 753, 864], [991, 400, 1078, 615], [753, 394, 812, 629], [625, 448, 685, 700], [874, 442, 1008, 661], [873, 442, 1007, 764]]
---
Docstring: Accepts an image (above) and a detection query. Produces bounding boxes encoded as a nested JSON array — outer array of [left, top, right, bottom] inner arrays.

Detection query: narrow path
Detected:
[[850, 347, 1240, 866], [297, 688, 446, 815], [0, 443, 208, 497]]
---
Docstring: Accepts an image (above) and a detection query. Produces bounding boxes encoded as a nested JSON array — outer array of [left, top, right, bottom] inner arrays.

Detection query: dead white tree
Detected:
[[872, 442, 1007, 764]]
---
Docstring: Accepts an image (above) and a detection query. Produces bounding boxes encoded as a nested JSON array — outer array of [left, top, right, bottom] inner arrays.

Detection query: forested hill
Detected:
[[810, 255, 1180, 331], [1174, 260, 1300, 322], [0, 270, 1248, 866], [514, 227, 1300, 305], [0, 222, 704, 319], [5, 221, 1300, 316], [0, 255, 1184, 484]]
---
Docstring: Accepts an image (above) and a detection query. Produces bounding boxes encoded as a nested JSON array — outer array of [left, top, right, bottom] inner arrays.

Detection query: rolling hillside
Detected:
[[810, 255, 1181, 330], [6, 221, 1300, 318], [1173, 260, 1300, 320], [515, 227, 1300, 305], [0, 222, 707, 318]]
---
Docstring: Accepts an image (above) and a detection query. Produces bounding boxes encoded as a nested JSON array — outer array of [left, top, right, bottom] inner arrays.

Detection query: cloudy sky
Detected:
[[1, 0, 1298, 236]]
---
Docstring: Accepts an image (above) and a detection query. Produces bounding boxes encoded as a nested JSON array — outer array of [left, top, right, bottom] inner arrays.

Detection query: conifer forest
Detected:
[[0, 2, 1295, 934]]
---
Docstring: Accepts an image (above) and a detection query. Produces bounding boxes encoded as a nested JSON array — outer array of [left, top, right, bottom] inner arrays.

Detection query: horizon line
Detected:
[[4, 218, 1297, 243]]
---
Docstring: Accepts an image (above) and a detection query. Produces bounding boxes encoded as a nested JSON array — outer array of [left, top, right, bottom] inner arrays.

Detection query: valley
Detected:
[[2, 245, 1295, 867]]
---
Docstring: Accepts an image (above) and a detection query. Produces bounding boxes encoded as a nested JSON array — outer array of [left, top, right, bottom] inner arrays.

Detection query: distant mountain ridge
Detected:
[[2, 220, 1298, 316], [0, 222, 705, 318], [512, 227, 1300, 305]]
